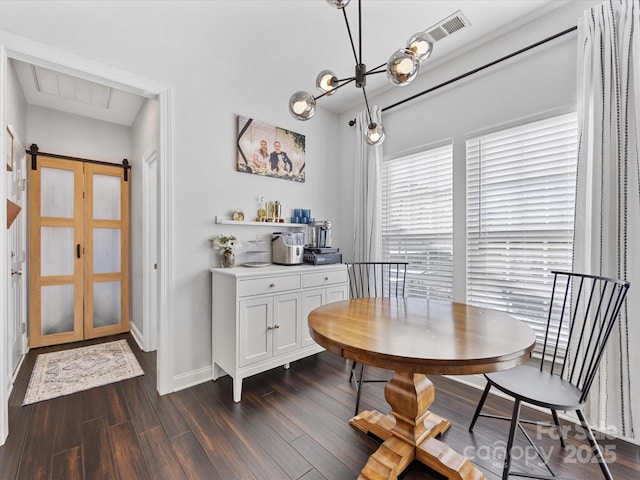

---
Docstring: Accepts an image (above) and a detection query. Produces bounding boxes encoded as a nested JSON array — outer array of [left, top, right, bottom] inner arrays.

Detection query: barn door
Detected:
[[28, 155, 129, 347]]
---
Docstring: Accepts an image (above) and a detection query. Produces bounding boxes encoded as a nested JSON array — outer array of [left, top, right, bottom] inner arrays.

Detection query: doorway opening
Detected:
[[0, 39, 174, 445]]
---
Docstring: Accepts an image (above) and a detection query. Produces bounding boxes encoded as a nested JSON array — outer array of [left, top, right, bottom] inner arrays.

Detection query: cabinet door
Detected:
[[239, 297, 272, 367], [301, 289, 325, 347], [273, 293, 301, 356], [326, 284, 349, 305]]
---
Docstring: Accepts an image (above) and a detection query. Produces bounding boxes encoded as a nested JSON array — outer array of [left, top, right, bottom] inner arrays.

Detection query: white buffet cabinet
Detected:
[[211, 264, 348, 402]]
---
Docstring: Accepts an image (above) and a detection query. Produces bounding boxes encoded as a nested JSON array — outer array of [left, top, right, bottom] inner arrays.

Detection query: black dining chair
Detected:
[[343, 261, 408, 415], [468, 271, 630, 480]]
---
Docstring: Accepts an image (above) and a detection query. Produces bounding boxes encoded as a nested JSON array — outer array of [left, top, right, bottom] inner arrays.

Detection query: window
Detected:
[[466, 112, 578, 346], [382, 143, 453, 300]]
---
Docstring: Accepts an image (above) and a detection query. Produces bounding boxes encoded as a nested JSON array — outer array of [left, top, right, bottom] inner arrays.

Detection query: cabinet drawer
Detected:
[[303, 269, 348, 288], [238, 275, 301, 297]]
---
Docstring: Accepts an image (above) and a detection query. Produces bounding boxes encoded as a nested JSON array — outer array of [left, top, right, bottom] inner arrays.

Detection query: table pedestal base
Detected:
[[350, 372, 485, 480]]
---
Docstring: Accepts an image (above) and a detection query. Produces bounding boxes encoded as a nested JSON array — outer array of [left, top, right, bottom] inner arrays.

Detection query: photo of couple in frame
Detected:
[[236, 115, 306, 183]]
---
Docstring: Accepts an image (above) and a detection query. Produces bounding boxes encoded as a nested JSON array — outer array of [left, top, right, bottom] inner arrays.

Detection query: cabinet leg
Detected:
[[233, 376, 243, 402], [212, 363, 223, 381]]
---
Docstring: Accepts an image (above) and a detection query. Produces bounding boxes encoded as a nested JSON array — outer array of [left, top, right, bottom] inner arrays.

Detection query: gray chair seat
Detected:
[[485, 363, 583, 410]]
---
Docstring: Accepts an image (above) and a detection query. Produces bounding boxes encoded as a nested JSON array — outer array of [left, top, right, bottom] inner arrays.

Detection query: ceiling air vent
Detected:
[[426, 10, 470, 42]]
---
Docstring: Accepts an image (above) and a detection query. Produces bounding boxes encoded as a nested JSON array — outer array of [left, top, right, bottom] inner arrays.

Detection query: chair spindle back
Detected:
[[541, 271, 629, 403], [344, 262, 408, 299]]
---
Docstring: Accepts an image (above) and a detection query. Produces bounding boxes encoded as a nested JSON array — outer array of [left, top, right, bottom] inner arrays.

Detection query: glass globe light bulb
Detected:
[[386, 49, 419, 86], [365, 123, 386, 146], [396, 57, 414, 75], [325, 0, 351, 8], [315, 69, 338, 95], [406, 32, 433, 63], [288, 91, 316, 121]]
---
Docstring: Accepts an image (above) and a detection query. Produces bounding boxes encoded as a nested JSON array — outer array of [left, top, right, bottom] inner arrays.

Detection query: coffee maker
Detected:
[[306, 220, 330, 248], [304, 220, 342, 265]]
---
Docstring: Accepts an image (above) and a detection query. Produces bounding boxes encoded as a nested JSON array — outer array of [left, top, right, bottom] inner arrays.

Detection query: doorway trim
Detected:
[[142, 149, 158, 352], [0, 31, 175, 444], [0, 44, 10, 445]]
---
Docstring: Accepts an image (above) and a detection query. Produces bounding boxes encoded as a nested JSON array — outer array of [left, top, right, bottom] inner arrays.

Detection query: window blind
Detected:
[[466, 112, 578, 349], [382, 143, 453, 300]]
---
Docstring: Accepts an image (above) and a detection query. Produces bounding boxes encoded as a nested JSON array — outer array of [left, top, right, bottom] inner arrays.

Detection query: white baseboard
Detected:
[[172, 366, 213, 393], [129, 323, 145, 351], [6, 352, 28, 399], [444, 373, 487, 392], [11, 353, 26, 385]]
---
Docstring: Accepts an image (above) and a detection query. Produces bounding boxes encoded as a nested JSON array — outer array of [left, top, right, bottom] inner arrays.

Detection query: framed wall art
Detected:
[[237, 115, 305, 183]]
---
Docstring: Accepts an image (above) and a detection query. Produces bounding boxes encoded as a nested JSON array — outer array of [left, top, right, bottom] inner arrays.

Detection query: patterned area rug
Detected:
[[23, 339, 144, 405]]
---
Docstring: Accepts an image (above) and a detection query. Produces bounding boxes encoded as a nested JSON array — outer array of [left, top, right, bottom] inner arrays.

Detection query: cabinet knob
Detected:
[[267, 325, 274, 331], [274, 324, 280, 329], [269, 283, 276, 288], [325, 277, 329, 281]]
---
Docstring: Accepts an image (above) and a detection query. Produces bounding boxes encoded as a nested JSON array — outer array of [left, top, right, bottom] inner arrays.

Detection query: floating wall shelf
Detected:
[[215, 216, 304, 228]]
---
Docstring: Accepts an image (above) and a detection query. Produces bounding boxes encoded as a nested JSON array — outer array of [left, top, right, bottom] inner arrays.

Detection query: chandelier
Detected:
[[288, 0, 433, 146]]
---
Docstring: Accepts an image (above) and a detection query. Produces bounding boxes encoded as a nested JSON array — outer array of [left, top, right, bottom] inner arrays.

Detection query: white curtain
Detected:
[[575, 0, 639, 441], [352, 106, 383, 262]]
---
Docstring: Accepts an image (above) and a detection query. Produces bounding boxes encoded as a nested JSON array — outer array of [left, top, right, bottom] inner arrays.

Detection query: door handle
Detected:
[[77, 244, 81, 258]]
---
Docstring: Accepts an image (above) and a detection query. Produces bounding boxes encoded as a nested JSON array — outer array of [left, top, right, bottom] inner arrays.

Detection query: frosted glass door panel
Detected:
[[93, 281, 121, 327], [41, 167, 74, 218], [41, 227, 74, 276], [93, 228, 121, 274], [41, 285, 75, 335], [93, 174, 121, 220]]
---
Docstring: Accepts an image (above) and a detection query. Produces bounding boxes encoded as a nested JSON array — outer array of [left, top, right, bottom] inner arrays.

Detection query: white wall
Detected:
[[0, 3, 342, 388], [337, 0, 599, 302], [130, 98, 160, 341], [26, 105, 131, 162]]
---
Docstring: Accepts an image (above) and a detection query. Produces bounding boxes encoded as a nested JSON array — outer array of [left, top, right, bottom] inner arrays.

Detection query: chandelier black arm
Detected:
[[366, 62, 387, 75], [361, 87, 374, 127], [342, 7, 359, 65], [314, 77, 357, 101], [358, 0, 362, 64]]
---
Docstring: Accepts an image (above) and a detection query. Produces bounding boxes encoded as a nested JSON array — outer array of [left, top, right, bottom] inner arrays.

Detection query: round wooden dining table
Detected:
[[308, 297, 536, 480]]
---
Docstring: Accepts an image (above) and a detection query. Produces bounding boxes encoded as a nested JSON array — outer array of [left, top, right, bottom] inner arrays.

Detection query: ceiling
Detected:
[[12, 59, 145, 127], [285, 0, 572, 113], [8, 0, 573, 125]]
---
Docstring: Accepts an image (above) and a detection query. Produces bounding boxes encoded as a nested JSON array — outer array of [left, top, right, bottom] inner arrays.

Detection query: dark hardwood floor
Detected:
[[0, 334, 638, 479]]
